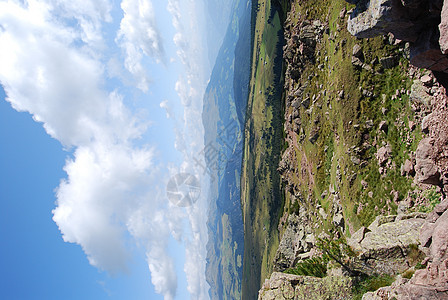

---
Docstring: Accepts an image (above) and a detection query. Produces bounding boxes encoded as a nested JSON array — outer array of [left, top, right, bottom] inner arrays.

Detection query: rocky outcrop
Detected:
[[362, 197, 448, 299], [362, 276, 448, 300], [348, 214, 426, 276], [344, 0, 448, 72], [273, 212, 314, 271], [258, 272, 353, 300], [411, 73, 448, 189]]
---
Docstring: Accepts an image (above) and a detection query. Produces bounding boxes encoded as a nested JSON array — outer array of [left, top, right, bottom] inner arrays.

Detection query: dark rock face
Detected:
[[344, 0, 448, 72]]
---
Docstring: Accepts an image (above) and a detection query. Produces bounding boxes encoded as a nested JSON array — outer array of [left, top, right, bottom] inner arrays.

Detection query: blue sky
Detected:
[[0, 0, 226, 299]]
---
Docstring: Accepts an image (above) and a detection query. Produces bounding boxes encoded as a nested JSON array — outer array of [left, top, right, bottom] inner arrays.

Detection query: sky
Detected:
[[0, 0, 225, 299]]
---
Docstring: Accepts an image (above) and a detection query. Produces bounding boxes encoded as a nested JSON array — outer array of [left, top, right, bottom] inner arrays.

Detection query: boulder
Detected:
[[352, 44, 363, 58], [440, 0, 448, 54], [380, 56, 398, 69], [258, 272, 353, 300], [273, 214, 312, 271], [414, 138, 441, 185], [376, 145, 392, 166], [344, 0, 448, 73], [346, 0, 418, 41], [400, 159, 415, 176], [350, 216, 425, 275]]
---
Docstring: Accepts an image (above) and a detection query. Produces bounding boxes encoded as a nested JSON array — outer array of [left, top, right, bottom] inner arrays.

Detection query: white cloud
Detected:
[[0, 0, 213, 299], [160, 99, 173, 119], [0, 0, 178, 298], [54, 143, 154, 273], [116, 0, 164, 92]]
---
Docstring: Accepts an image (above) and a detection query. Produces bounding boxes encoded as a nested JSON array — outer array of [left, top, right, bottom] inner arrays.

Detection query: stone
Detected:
[[340, 7, 347, 19], [333, 213, 344, 228], [346, 0, 417, 41], [420, 222, 436, 248], [440, 0, 448, 54], [368, 215, 396, 231], [352, 44, 363, 58], [347, 226, 368, 251], [354, 217, 425, 275], [273, 214, 312, 271], [376, 145, 392, 166], [309, 128, 319, 144], [380, 56, 397, 69], [430, 209, 448, 263], [420, 74, 433, 85], [291, 99, 300, 109], [400, 159, 415, 176], [414, 138, 440, 185], [301, 97, 310, 109], [351, 56, 363, 68], [344, 0, 448, 73], [351, 155, 361, 165], [378, 120, 388, 132], [258, 273, 353, 300]]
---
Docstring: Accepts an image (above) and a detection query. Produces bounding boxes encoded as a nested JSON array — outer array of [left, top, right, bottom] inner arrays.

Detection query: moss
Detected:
[[402, 269, 415, 279], [419, 187, 442, 213]]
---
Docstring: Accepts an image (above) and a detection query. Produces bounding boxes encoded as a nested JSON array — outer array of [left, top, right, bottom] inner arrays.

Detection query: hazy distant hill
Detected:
[[204, 0, 237, 67], [202, 0, 251, 299]]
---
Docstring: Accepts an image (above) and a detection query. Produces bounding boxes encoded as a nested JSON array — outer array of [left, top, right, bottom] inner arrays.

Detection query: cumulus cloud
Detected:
[[116, 0, 164, 92], [0, 0, 178, 298], [0, 0, 214, 299], [166, 1, 212, 298]]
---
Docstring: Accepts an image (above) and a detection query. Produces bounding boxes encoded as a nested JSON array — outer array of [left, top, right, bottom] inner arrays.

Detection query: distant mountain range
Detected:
[[202, 0, 252, 299], [204, 0, 236, 66]]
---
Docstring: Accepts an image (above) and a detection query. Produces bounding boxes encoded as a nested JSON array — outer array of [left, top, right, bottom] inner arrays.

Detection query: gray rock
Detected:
[[351, 56, 363, 68], [301, 97, 310, 109], [354, 217, 425, 275], [420, 74, 432, 86], [378, 120, 388, 132], [346, 0, 416, 41], [400, 159, 415, 176], [376, 145, 392, 166], [352, 44, 363, 58], [259, 273, 353, 300], [380, 56, 397, 69], [309, 128, 319, 144], [410, 80, 432, 108], [273, 214, 312, 271], [347, 226, 368, 251]]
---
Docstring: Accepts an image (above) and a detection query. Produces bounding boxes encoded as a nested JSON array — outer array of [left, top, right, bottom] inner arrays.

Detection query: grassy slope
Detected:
[[285, 0, 421, 234], [241, 0, 424, 298], [241, 0, 288, 298]]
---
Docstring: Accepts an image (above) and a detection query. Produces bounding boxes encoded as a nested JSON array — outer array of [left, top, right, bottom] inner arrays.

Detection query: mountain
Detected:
[[204, 0, 236, 66], [202, 0, 252, 299]]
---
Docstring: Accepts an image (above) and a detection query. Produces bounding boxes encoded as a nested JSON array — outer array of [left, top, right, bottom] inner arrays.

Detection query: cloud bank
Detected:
[[0, 0, 212, 299]]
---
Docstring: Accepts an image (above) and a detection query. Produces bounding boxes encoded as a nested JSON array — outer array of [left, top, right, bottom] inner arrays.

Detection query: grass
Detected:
[[418, 187, 442, 213], [241, 0, 289, 298], [352, 274, 395, 300], [285, 257, 328, 278], [279, 0, 421, 234], [241, 0, 425, 298]]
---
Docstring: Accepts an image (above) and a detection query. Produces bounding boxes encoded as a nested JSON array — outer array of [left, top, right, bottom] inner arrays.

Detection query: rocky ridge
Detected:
[[346, 0, 448, 72], [259, 0, 448, 299]]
